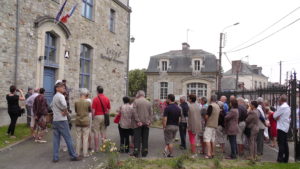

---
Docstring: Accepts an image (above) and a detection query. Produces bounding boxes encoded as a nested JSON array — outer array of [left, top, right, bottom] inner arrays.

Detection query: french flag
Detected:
[[55, 0, 68, 22], [60, 3, 78, 23]]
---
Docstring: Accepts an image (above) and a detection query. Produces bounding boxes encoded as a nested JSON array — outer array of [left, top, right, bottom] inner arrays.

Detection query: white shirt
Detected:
[[274, 102, 291, 133], [257, 105, 266, 130]]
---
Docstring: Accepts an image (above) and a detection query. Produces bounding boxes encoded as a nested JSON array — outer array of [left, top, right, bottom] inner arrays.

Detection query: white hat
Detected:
[[55, 80, 62, 85]]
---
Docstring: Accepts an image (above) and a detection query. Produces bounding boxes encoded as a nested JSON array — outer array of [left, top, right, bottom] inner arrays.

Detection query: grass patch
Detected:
[[101, 156, 300, 169], [0, 123, 31, 149]]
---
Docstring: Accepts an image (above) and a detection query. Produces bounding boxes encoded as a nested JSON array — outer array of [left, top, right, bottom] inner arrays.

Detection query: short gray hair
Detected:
[[256, 97, 264, 104], [180, 96, 186, 101], [136, 90, 145, 97], [79, 88, 89, 96], [237, 97, 245, 103], [210, 95, 218, 102]]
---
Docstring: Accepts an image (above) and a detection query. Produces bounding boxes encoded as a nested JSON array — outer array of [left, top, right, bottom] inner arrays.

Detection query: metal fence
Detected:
[[217, 72, 300, 161]]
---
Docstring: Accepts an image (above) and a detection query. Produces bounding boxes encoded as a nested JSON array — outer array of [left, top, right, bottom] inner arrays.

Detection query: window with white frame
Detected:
[[259, 82, 262, 88], [254, 81, 257, 89], [109, 9, 116, 32], [194, 60, 201, 71], [187, 83, 207, 98], [79, 44, 92, 89], [82, 0, 93, 20], [161, 61, 168, 72], [160, 82, 168, 99]]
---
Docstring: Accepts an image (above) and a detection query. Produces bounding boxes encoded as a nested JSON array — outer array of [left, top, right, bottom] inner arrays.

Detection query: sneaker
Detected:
[[52, 159, 59, 163], [37, 140, 47, 143], [63, 147, 68, 152], [70, 157, 82, 161], [163, 149, 169, 157], [167, 154, 174, 158], [10, 135, 16, 139], [191, 154, 198, 159]]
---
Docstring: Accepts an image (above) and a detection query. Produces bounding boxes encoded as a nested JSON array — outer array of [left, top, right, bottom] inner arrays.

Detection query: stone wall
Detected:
[[0, 0, 130, 117]]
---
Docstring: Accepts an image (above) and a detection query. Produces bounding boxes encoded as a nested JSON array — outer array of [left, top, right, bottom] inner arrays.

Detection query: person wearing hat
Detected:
[[51, 82, 81, 162]]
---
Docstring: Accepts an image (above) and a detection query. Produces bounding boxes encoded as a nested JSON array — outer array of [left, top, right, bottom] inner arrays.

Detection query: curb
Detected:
[[0, 136, 32, 152]]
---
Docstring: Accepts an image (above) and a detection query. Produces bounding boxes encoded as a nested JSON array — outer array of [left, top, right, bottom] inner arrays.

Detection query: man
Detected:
[[26, 88, 39, 137], [163, 94, 181, 157], [204, 95, 220, 159], [132, 90, 153, 157], [220, 96, 229, 114], [51, 82, 80, 162], [92, 86, 111, 152], [179, 96, 189, 150], [25, 87, 33, 127], [229, 95, 236, 110], [237, 97, 247, 156], [256, 97, 266, 156], [274, 95, 291, 163]]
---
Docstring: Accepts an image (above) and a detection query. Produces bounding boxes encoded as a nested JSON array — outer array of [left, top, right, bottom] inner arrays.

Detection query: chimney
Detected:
[[231, 60, 242, 74], [182, 42, 190, 50]]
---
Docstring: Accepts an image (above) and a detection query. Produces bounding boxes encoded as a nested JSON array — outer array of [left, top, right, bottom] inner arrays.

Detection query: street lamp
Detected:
[[218, 22, 240, 92]]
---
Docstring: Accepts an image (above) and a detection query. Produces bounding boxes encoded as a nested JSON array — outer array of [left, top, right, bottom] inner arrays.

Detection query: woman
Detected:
[[187, 94, 202, 157], [245, 101, 260, 160], [225, 98, 239, 159], [6, 85, 25, 138], [74, 88, 91, 157], [118, 96, 134, 153], [267, 107, 277, 147], [32, 88, 49, 143], [216, 101, 226, 154]]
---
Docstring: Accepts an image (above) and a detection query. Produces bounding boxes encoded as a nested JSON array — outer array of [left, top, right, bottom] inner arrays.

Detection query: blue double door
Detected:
[[43, 67, 56, 104]]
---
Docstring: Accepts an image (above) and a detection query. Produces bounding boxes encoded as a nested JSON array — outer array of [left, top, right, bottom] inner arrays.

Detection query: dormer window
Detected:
[[160, 59, 169, 72], [194, 60, 201, 71]]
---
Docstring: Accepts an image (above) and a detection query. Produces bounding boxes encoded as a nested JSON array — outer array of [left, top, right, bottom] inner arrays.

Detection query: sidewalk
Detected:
[[0, 121, 292, 169]]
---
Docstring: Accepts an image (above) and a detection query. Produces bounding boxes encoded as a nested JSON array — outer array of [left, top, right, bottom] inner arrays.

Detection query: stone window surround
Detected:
[[36, 22, 67, 88], [191, 58, 202, 72], [159, 59, 169, 72], [182, 79, 212, 100], [160, 82, 168, 100]]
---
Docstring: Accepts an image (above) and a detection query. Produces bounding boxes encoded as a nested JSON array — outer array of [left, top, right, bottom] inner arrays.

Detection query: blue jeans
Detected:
[[228, 135, 237, 158], [52, 121, 77, 161]]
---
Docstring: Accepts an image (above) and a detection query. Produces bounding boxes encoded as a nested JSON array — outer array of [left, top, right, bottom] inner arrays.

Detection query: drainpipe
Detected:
[[14, 0, 20, 86], [125, 4, 131, 96]]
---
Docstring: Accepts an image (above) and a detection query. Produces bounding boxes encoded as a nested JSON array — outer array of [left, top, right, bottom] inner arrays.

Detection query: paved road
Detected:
[[0, 121, 295, 169]]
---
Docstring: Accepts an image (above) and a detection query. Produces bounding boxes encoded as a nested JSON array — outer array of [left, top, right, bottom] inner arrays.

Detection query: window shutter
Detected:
[[168, 82, 173, 94], [153, 82, 159, 99]]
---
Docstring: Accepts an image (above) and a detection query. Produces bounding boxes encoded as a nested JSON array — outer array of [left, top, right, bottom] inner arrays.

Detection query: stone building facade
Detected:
[[0, 0, 131, 112], [222, 60, 269, 91], [146, 43, 218, 101]]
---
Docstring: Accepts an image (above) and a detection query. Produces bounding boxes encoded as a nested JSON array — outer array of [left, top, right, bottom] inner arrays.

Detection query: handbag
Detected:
[[114, 113, 121, 124], [18, 106, 25, 117], [97, 96, 110, 127], [244, 127, 251, 137]]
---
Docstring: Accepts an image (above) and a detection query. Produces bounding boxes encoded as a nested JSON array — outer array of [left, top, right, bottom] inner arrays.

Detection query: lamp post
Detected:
[[218, 22, 239, 92]]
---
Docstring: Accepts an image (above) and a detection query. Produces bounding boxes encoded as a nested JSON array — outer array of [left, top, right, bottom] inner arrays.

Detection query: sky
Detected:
[[129, 0, 300, 83]]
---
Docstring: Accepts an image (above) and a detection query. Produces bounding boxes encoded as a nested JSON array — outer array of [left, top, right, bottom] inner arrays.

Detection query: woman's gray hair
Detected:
[[136, 90, 145, 97], [256, 97, 264, 104], [79, 88, 89, 96]]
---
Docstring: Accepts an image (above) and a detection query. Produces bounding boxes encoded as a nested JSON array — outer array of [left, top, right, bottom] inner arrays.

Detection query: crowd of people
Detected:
[[161, 94, 291, 163], [5, 81, 293, 163]]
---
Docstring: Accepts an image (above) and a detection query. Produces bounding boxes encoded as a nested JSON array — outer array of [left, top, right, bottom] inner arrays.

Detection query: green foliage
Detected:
[[0, 123, 31, 149], [128, 69, 147, 97]]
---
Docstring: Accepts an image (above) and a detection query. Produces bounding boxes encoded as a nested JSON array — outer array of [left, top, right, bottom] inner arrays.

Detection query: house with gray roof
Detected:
[[222, 60, 268, 91], [146, 43, 218, 101]]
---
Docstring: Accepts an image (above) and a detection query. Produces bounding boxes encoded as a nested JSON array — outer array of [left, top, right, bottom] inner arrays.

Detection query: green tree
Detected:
[[128, 69, 147, 97]]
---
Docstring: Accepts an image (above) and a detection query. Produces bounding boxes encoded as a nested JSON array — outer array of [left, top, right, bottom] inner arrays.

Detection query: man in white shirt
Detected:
[[256, 97, 266, 156], [274, 95, 291, 163]]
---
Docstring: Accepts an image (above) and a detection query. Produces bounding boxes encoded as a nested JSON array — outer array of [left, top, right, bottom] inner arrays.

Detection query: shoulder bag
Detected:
[[97, 96, 110, 127]]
